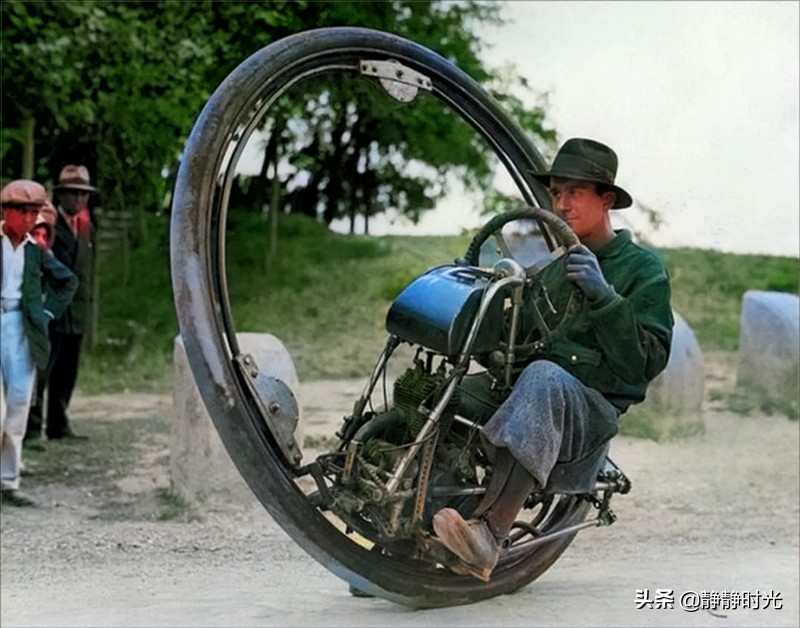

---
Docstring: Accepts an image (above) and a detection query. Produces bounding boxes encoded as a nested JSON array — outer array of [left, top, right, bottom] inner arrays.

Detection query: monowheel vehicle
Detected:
[[170, 27, 631, 608]]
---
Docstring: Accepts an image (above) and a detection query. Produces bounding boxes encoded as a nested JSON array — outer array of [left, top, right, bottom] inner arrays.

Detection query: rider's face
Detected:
[[549, 178, 615, 241]]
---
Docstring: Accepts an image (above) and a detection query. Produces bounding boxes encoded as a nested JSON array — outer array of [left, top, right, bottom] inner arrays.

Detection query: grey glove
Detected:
[[566, 244, 613, 303]]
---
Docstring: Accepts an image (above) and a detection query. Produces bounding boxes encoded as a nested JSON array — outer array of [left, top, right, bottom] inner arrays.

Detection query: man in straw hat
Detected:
[[26, 165, 98, 443], [1, 180, 77, 507], [431, 138, 674, 580]]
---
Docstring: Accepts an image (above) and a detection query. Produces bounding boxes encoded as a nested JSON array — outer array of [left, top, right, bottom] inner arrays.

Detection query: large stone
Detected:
[[736, 290, 800, 415], [623, 311, 705, 440], [170, 333, 301, 507]]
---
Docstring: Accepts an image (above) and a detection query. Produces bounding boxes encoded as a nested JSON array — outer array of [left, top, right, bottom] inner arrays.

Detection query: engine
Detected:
[[392, 360, 459, 438]]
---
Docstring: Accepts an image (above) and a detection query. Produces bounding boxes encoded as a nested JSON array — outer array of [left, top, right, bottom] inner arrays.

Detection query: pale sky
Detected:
[[339, 1, 799, 257]]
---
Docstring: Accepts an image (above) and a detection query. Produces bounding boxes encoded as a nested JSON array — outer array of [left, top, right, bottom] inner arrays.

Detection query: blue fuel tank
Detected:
[[385, 264, 505, 357]]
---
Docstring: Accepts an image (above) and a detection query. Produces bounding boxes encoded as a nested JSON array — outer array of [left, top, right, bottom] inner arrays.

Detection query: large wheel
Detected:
[[170, 26, 590, 608]]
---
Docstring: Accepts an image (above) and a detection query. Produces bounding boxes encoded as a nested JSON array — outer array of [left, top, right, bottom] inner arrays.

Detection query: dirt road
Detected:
[[1, 361, 798, 627]]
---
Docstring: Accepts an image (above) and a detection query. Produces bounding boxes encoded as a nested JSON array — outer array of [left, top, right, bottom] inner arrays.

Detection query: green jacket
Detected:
[[1, 237, 78, 369], [517, 230, 674, 411]]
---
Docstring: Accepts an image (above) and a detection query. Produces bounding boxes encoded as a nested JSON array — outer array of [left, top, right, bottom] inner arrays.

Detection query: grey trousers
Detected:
[[460, 360, 619, 489]]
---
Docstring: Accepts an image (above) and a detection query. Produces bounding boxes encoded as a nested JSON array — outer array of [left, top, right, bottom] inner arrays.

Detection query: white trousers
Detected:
[[1, 310, 35, 491]]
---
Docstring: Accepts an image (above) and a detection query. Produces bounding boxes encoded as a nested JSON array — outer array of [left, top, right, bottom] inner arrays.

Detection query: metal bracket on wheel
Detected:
[[234, 353, 303, 467], [360, 59, 432, 102]]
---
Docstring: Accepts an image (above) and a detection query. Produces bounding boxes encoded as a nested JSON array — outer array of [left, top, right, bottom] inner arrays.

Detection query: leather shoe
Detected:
[[432, 507, 500, 582], [1, 489, 39, 508], [48, 429, 89, 441]]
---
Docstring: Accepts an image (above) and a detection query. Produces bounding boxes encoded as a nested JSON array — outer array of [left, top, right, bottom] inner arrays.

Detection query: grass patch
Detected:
[[661, 248, 799, 351], [303, 434, 340, 451], [727, 388, 799, 421], [153, 487, 193, 521], [79, 211, 798, 395], [22, 417, 156, 487], [23, 417, 176, 519], [619, 408, 707, 442], [22, 414, 190, 521]]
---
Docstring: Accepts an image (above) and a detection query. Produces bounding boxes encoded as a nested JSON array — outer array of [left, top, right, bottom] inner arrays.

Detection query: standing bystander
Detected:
[[24, 201, 58, 447], [29, 165, 98, 442], [1, 180, 77, 506]]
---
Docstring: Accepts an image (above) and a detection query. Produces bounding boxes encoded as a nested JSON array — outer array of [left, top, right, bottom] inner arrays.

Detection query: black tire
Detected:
[[170, 26, 589, 608]]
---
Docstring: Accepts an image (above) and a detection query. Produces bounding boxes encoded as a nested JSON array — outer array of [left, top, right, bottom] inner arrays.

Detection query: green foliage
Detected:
[[22, 415, 167, 486], [378, 269, 422, 301], [153, 488, 193, 521], [616, 412, 661, 442], [79, 212, 469, 391], [80, 213, 176, 392], [78, 211, 799, 395], [242, 0, 549, 232], [661, 248, 799, 351], [2, 0, 555, 242], [1, 0, 218, 213], [727, 386, 799, 421], [619, 408, 706, 442], [224, 213, 467, 379]]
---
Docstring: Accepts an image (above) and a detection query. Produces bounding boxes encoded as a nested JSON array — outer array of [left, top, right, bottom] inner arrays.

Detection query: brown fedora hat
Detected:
[[533, 138, 632, 209], [54, 164, 98, 193]]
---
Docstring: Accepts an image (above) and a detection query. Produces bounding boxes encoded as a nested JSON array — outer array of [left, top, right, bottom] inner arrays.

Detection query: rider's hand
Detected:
[[566, 245, 613, 303]]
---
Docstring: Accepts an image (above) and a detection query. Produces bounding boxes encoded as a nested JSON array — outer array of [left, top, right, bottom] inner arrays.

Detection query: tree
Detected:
[[246, 1, 557, 235], [1, 1, 556, 237], [1, 1, 219, 231]]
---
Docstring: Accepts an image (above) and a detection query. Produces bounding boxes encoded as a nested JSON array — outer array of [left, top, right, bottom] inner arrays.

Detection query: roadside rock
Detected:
[[170, 333, 300, 507], [736, 290, 800, 415]]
